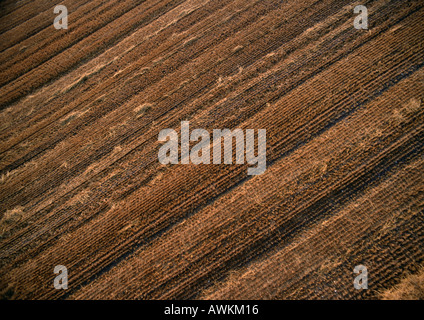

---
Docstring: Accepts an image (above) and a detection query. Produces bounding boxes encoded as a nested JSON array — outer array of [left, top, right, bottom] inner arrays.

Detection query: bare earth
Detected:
[[0, 0, 423, 299]]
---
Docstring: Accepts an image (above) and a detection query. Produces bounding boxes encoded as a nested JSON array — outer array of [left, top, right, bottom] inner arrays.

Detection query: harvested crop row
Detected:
[[1, 0, 423, 300]]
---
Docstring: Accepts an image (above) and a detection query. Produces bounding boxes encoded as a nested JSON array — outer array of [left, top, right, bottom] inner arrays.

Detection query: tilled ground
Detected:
[[0, 0, 423, 299]]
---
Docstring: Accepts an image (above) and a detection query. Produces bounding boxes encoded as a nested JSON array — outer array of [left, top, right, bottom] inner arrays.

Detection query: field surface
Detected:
[[0, 0, 423, 299]]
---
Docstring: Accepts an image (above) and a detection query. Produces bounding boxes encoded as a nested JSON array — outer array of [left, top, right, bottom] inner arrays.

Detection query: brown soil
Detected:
[[0, 0, 423, 299]]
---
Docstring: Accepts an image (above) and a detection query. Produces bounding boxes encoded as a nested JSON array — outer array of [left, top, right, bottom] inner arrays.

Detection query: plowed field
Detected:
[[0, 0, 423, 299]]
